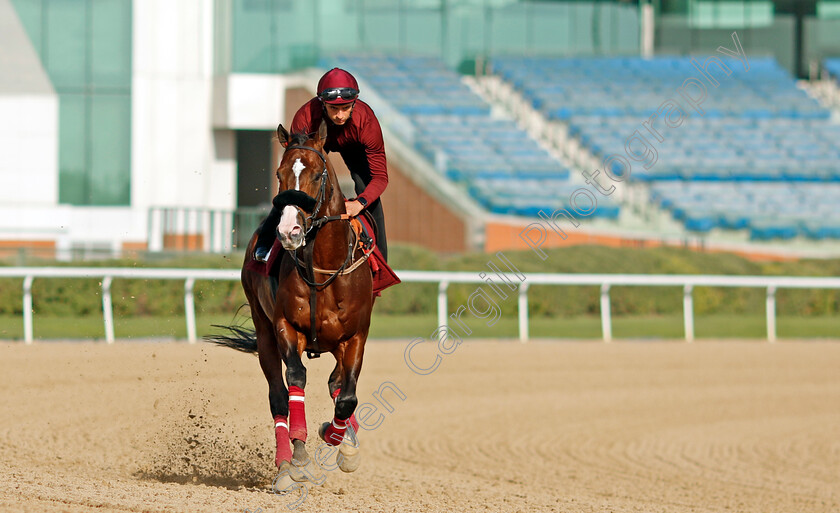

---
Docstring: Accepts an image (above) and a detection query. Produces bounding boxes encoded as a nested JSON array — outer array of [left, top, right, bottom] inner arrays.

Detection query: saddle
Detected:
[[245, 211, 400, 297]]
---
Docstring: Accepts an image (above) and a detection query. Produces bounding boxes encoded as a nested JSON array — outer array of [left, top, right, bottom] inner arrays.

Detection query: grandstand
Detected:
[[481, 55, 840, 244], [333, 55, 622, 221], [825, 58, 840, 82], [326, 52, 840, 249]]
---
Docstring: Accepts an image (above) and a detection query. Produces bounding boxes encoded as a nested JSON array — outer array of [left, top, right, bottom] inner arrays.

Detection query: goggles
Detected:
[[319, 87, 359, 102]]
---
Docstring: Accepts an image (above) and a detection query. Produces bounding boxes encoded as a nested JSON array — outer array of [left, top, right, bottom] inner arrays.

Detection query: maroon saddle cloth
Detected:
[[244, 214, 400, 297]]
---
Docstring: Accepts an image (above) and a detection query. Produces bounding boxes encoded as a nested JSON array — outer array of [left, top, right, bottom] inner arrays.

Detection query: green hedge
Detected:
[[1, 245, 839, 318]]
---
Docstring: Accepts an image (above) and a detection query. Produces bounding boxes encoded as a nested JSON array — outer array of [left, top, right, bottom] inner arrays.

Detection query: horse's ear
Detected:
[[276, 124, 289, 147], [316, 119, 328, 146]]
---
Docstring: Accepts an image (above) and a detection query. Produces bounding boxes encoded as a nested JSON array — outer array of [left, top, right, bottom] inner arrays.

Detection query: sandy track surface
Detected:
[[1, 339, 838, 513]]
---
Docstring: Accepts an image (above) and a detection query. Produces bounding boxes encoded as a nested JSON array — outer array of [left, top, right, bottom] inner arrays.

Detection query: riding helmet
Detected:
[[317, 68, 360, 105]]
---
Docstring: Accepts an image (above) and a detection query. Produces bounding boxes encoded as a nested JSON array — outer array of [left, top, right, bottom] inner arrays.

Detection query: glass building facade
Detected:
[[214, 0, 641, 74], [12, 0, 132, 206], [212, 0, 839, 78], [656, 0, 840, 76]]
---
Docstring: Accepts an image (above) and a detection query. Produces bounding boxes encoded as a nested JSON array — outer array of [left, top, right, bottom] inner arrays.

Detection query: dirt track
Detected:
[[1, 339, 838, 513]]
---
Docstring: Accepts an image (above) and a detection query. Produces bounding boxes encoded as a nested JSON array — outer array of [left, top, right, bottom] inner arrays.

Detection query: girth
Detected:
[[293, 231, 356, 359]]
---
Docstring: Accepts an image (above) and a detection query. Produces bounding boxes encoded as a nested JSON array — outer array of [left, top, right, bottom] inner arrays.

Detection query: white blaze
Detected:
[[292, 158, 305, 190], [277, 205, 305, 248], [278, 205, 299, 235]]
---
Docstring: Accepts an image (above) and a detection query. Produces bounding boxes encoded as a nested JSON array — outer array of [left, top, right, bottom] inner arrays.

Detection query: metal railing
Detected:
[[2, 267, 840, 344], [0, 267, 239, 344], [147, 207, 268, 253]]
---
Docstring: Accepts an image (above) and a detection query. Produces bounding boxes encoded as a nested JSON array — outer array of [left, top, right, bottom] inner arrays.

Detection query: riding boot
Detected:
[[254, 204, 282, 262], [351, 173, 387, 262], [367, 200, 388, 262]]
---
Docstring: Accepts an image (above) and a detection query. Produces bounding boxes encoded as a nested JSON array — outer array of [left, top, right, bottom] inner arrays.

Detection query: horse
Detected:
[[209, 120, 373, 483]]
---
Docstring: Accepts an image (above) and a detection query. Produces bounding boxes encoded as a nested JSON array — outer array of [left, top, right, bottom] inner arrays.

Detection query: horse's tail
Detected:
[[204, 324, 259, 354]]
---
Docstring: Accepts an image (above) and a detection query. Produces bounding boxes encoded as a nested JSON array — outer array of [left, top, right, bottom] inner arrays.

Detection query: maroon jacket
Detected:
[[290, 98, 388, 206]]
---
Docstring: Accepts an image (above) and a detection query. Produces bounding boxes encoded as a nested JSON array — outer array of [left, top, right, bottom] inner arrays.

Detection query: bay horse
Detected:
[[211, 120, 372, 483]]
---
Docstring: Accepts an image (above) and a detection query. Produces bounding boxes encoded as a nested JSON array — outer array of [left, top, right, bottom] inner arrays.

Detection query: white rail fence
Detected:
[[2, 268, 840, 344]]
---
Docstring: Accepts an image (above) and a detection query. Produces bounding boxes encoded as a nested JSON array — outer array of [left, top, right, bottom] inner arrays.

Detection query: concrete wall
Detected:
[[129, 0, 236, 250], [133, 0, 218, 207], [0, 0, 58, 215], [0, 96, 58, 207]]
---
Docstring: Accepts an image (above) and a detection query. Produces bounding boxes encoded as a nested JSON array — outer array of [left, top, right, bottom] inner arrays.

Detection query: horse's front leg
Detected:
[[283, 330, 307, 443], [320, 333, 366, 472], [326, 353, 360, 435], [253, 313, 291, 470], [280, 330, 322, 483]]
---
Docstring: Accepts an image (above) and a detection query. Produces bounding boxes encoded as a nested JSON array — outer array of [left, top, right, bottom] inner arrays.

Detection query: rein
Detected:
[[283, 144, 370, 359]]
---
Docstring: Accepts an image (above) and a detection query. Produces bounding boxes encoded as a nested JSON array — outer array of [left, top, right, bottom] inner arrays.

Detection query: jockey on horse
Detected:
[[207, 68, 401, 485], [254, 67, 389, 263]]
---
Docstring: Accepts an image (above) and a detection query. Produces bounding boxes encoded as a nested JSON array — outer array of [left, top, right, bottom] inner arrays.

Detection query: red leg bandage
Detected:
[[322, 416, 348, 447], [331, 388, 360, 433], [288, 386, 307, 441], [273, 414, 292, 467]]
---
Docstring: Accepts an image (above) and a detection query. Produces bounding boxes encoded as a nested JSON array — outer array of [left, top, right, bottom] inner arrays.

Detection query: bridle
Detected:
[[282, 144, 355, 283], [282, 144, 332, 239]]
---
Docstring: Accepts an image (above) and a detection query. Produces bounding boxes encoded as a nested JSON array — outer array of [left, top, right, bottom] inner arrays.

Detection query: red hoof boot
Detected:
[[319, 417, 348, 447]]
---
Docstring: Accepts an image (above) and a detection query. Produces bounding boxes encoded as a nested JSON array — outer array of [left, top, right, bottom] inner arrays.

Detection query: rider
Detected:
[[253, 67, 389, 262]]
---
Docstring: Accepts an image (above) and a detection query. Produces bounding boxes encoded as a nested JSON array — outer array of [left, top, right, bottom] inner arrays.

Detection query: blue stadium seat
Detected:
[[327, 54, 597, 220], [489, 56, 840, 238]]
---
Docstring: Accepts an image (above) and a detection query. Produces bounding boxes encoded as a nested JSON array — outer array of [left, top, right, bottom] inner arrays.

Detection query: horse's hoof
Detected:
[[272, 461, 297, 495], [338, 442, 361, 473], [286, 459, 308, 482], [290, 456, 322, 483], [288, 439, 317, 482]]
